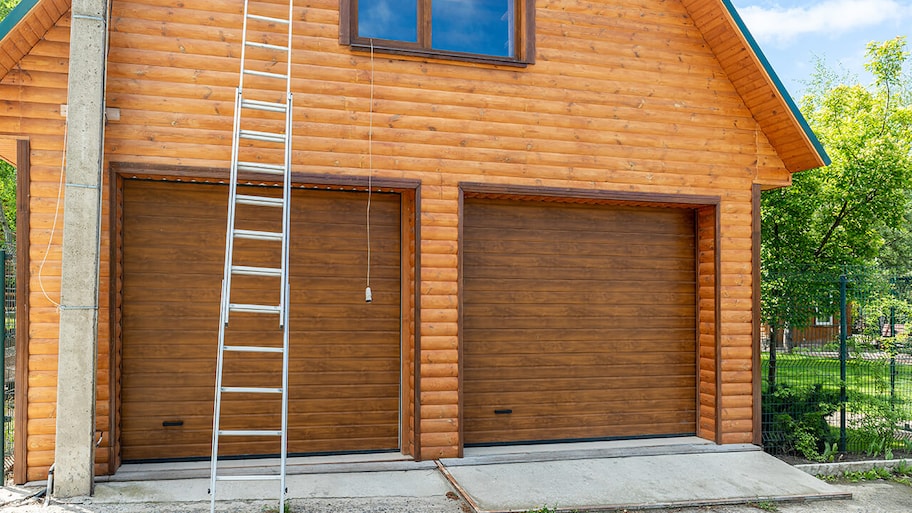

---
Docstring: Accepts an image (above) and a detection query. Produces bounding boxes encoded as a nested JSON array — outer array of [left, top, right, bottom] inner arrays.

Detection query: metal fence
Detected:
[[761, 272, 912, 459], [2, 248, 14, 479]]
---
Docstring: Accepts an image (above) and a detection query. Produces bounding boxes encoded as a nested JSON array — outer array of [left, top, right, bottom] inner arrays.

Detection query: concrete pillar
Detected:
[[53, 0, 108, 497]]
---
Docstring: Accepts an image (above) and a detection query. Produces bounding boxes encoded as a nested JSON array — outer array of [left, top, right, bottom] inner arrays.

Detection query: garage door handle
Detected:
[[494, 409, 512, 415], [162, 420, 184, 427]]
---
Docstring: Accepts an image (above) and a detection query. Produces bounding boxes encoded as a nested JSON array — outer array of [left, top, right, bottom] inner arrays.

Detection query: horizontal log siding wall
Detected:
[[0, 12, 115, 482], [5, 0, 780, 477]]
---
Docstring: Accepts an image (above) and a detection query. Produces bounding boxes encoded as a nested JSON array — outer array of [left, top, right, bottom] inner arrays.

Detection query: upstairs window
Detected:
[[341, 0, 535, 65]]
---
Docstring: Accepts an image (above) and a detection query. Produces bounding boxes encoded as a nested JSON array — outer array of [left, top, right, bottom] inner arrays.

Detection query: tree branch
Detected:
[[814, 189, 878, 258]]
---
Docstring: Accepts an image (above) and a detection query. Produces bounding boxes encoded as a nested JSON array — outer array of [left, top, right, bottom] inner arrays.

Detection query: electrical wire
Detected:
[[365, 40, 374, 302]]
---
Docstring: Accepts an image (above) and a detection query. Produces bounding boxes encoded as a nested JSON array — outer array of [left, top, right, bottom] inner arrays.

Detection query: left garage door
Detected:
[[120, 180, 402, 461]]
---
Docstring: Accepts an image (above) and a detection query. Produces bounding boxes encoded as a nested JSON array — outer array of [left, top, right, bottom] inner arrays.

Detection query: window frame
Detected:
[[340, 0, 535, 66]]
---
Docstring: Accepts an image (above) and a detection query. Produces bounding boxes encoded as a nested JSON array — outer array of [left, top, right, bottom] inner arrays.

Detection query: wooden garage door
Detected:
[[120, 180, 401, 461], [463, 198, 696, 445]]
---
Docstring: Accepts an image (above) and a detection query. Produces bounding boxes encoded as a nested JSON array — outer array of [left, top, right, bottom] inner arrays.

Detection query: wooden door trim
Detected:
[[458, 182, 720, 449], [13, 139, 30, 485], [751, 184, 762, 445], [110, 165, 420, 468]]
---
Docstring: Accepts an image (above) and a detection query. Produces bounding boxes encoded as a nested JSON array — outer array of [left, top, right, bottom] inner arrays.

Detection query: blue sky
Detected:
[[731, 0, 912, 99]]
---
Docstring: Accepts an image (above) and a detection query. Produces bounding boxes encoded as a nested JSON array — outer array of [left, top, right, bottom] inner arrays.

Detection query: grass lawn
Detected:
[[761, 352, 912, 455], [761, 352, 912, 410]]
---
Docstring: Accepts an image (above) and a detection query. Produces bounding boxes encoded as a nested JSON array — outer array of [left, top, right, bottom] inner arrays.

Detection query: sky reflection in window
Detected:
[[432, 0, 512, 57], [358, 0, 514, 58], [358, 0, 418, 43]]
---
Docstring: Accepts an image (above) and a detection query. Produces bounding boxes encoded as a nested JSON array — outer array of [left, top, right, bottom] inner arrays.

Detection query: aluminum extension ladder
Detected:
[[209, 0, 294, 511]]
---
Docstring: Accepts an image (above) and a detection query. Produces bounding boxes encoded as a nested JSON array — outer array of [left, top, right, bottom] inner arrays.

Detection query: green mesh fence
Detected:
[[2, 248, 14, 479], [761, 271, 912, 458]]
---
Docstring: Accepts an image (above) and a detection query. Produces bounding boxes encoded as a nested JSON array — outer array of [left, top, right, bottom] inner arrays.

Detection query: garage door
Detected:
[[121, 180, 401, 461], [463, 198, 696, 445]]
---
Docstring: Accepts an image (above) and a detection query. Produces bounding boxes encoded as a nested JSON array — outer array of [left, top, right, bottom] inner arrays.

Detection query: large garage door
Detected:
[[463, 198, 696, 445], [121, 180, 401, 461]]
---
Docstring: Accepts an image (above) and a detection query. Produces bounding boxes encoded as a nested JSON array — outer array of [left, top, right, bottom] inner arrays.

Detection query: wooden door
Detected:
[[120, 180, 401, 461], [462, 198, 697, 445]]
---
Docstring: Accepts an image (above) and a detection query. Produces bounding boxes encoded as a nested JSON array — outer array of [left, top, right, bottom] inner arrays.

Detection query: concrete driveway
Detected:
[[1, 438, 905, 513]]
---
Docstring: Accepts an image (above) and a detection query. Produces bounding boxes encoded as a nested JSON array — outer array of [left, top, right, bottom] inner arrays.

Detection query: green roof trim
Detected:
[[720, 0, 831, 167], [0, 0, 41, 43]]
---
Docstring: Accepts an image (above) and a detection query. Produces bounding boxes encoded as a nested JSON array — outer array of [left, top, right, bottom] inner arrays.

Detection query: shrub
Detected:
[[763, 383, 839, 460]]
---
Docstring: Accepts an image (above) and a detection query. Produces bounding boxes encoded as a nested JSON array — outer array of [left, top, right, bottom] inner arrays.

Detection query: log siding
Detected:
[[0, 0, 820, 480]]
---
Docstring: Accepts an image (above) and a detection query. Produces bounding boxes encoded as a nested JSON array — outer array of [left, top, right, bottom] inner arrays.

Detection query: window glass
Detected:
[[358, 0, 418, 43], [431, 0, 513, 57]]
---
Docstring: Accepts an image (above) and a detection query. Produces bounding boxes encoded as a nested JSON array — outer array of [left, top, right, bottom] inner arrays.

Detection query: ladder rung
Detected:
[[218, 429, 283, 437], [234, 229, 283, 242], [221, 386, 283, 394], [238, 161, 285, 175], [246, 41, 289, 53], [236, 194, 284, 208], [238, 130, 285, 144], [216, 474, 282, 482], [241, 98, 287, 113], [244, 69, 288, 80], [228, 303, 282, 315], [247, 13, 290, 25], [224, 345, 284, 353], [231, 265, 282, 277]]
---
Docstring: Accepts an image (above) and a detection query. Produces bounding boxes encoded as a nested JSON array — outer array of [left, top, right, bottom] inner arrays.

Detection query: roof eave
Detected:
[[0, 0, 41, 42], [719, 0, 831, 170]]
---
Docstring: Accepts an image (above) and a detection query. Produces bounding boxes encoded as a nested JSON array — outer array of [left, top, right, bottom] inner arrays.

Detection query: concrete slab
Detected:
[[5, 441, 851, 513], [92, 467, 455, 503], [440, 449, 850, 513]]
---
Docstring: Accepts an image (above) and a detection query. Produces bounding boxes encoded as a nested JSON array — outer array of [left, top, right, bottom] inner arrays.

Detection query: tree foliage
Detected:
[[0, 0, 20, 248], [0, 160, 14, 247], [0, 0, 20, 21], [761, 37, 912, 329]]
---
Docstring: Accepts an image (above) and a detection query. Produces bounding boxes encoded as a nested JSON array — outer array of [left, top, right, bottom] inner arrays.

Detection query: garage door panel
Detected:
[[465, 315, 695, 331], [465, 203, 693, 231], [465, 387, 695, 406], [465, 374, 698, 394], [463, 199, 696, 445], [465, 290, 697, 306], [464, 238, 696, 259], [121, 181, 401, 461], [461, 337, 696, 355], [465, 360, 695, 378], [465, 413, 698, 444], [467, 278, 697, 295], [462, 328, 695, 343]]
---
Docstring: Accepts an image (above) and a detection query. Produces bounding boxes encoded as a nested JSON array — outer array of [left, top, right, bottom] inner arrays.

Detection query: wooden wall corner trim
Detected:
[[456, 185, 465, 459], [13, 139, 30, 485], [714, 203, 723, 445], [751, 184, 762, 446]]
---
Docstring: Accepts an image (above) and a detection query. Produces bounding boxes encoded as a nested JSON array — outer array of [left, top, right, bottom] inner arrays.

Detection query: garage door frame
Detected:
[[107, 163, 421, 472], [456, 182, 721, 455]]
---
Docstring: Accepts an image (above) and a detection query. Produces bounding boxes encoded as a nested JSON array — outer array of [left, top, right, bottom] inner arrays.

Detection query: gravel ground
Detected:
[[1, 479, 911, 513]]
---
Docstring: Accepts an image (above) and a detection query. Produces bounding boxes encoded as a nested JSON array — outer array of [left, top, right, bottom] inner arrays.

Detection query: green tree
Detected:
[[761, 38, 912, 387], [0, 160, 14, 246], [0, 0, 20, 247], [0, 0, 20, 21]]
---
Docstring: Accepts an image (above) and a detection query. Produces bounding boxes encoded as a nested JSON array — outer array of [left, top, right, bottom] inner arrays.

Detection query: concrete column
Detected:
[[53, 0, 108, 498]]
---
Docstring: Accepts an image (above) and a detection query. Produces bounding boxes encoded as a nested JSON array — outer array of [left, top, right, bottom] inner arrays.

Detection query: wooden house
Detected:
[[0, 0, 828, 485]]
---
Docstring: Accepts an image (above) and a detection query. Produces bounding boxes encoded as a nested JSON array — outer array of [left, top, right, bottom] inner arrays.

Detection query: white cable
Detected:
[[37, 124, 66, 308], [365, 40, 374, 303]]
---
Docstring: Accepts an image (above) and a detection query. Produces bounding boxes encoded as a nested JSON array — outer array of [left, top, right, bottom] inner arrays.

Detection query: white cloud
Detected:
[[737, 0, 912, 46]]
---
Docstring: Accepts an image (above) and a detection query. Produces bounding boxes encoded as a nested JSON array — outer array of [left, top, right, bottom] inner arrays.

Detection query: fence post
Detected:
[[839, 274, 848, 452]]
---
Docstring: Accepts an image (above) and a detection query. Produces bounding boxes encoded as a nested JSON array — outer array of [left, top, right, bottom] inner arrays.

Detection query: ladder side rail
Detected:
[[221, 88, 245, 326], [237, 0, 252, 93], [210, 86, 246, 513], [279, 92, 293, 509], [285, 0, 294, 92], [278, 2, 294, 504]]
